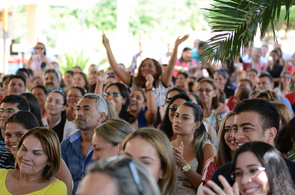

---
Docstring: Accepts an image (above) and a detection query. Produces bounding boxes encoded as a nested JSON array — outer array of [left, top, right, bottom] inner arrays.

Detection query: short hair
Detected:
[[31, 85, 48, 95], [248, 68, 258, 75], [32, 75, 43, 83], [82, 157, 161, 195], [258, 71, 273, 83], [15, 127, 61, 180], [5, 111, 40, 131], [237, 87, 251, 101], [230, 142, 295, 194], [16, 68, 29, 78], [43, 68, 61, 81], [123, 128, 177, 195], [216, 111, 235, 166], [94, 119, 134, 146], [0, 95, 29, 111], [27, 68, 34, 77], [199, 41, 206, 48], [233, 98, 280, 142], [176, 71, 188, 79], [238, 78, 252, 89], [82, 93, 108, 116], [72, 66, 83, 72], [65, 70, 74, 76], [8, 75, 26, 87]]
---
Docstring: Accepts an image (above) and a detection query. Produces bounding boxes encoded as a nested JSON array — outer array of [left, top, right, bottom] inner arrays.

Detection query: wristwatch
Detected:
[[181, 164, 191, 173], [146, 87, 155, 92]]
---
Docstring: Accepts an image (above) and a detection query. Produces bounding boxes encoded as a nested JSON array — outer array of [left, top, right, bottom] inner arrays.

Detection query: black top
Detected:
[[211, 158, 295, 189], [0, 151, 15, 169]]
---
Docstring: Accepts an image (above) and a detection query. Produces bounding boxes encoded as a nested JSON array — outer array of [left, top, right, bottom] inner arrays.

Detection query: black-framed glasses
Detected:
[[230, 166, 265, 181], [197, 88, 213, 93], [169, 105, 178, 112], [104, 92, 120, 97], [0, 108, 16, 114]]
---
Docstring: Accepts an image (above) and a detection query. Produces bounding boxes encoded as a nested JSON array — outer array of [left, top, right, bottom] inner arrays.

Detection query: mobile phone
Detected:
[[103, 33, 107, 43]]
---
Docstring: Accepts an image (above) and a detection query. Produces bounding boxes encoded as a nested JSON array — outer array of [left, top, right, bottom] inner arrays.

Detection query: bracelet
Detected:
[[146, 87, 155, 92]]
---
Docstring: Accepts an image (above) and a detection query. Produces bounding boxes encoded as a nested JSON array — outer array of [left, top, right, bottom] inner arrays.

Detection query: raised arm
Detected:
[[161, 34, 189, 86], [102, 34, 132, 86], [144, 74, 157, 126], [94, 70, 106, 96]]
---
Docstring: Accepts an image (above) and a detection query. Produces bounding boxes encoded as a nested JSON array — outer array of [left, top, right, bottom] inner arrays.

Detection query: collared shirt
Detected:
[[61, 130, 94, 195]]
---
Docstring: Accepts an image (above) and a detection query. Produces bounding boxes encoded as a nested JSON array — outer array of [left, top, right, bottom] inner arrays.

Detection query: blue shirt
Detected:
[[61, 130, 94, 195], [280, 95, 294, 117]]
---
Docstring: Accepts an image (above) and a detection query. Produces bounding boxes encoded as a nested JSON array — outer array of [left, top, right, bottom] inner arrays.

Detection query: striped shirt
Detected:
[[0, 151, 14, 169]]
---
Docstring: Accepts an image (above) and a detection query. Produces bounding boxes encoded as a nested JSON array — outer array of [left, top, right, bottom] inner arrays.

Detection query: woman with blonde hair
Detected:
[[92, 118, 134, 161], [272, 101, 292, 129], [123, 128, 178, 195], [256, 90, 280, 102]]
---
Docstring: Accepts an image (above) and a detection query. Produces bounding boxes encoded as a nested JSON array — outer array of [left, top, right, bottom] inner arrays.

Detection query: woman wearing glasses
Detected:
[[203, 142, 295, 195], [160, 93, 192, 141], [274, 71, 292, 97], [123, 128, 178, 195], [66, 87, 85, 122], [104, 82, 137, 129], [26, 42, 53, 76], [171, 102, 216, 194], [197, 78, 228, 132], [42, 90, 75, 142], [77, 157, 161, 195]]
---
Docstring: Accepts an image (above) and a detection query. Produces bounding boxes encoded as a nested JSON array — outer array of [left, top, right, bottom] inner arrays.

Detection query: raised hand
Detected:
[[175, 34, 189, 47], [145, 74, 154, 89], [102, 33, 110, 47], [96, 70, 107, 82]]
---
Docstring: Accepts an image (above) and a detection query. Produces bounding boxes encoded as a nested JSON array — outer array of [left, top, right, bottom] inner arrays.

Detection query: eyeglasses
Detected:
[[230, 166, 265, 181], [197, 88, 213, 93], [46, 99, 63, 105], [169, 105, 178, 112], [35, 47, 44, 50], [0, 108, 16, 114], [104, 92, 120, 97], [281, 76, 291, 79]]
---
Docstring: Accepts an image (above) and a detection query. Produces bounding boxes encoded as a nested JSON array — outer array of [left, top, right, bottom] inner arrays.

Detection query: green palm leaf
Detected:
[[202, 0, 294, 63]]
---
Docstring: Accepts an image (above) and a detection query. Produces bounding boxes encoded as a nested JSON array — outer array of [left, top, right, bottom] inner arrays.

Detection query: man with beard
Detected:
[[0, 95, 29, 153], [61, 93, 108, 195], [43, 68, 63, 92]]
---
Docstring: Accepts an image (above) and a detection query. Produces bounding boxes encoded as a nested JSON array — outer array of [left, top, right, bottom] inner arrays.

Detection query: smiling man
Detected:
[[210, 98, 295, 188]]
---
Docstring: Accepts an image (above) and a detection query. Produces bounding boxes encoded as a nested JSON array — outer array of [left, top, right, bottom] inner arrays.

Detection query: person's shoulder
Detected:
[[44, 178, 67, 195]]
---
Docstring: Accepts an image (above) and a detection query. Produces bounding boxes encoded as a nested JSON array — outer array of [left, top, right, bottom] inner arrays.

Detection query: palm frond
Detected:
[[202, 0, 294, 63]]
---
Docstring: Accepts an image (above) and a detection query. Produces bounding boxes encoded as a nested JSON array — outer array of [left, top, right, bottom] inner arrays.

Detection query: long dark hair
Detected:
[[181, 102, 207, 174], [160, 93, 191, 140], [179, 47, 192, 64], [230, 142, 295, 195], [278, 117, 295, 154], [21, 93, 44, 127], [48, 90, 67, 142]]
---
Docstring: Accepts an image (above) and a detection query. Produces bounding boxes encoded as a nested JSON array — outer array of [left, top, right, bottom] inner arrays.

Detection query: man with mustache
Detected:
[[61, 93, 108, 195], [209, 98, 295, 188], [43, 68, 62, 92]]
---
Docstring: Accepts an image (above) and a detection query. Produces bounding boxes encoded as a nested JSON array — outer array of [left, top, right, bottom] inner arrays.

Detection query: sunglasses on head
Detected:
[[166, 98, 172, 103], [104, 92, 120, 97], [169, 105, 178, 112]]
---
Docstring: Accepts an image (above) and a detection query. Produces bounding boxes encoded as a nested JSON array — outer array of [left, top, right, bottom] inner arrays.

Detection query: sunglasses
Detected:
[[35, 47, 44, 50], [104, 92, 120, 97], [169, 105, 178, 112], [197, 88, 213, 93]]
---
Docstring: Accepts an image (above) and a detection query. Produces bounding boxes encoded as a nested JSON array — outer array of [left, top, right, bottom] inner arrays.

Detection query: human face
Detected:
[[64, 73, 73, 87], [140, 59, 157, 78], [233, 89, 242, 105], [35, 43, 45, 55], [223, 115, 237, 154], [88, 65, 98, 75], [233, 112, 272, 147], [197, 82, 216, 104], [17, 135, 49, 177], [173, 105, 198, 136], [166, 90, 180, 105], [89, 73, 98, 85], [214, 73, 226, 90], [105, 77, 116, 87], [92, 133, 121, 161], [235, 151, 269, 195], [247, 71, 257, 84], [8, 78, 26, 95], [32, 87, 47, 108], [252, 48, 261, 61], [261, 46, 268, 57], [176, 74, 186, 88], [129, 90, 146, 113], [73, 73, 86, 90], [44, 72, 60, 92], [269, 51, 278, 63], [104, 85, 125, 115], [124, 136, 163, 181], [67, 88, 83, 108], [32, 77, 43, 87], [168, 98, 187, 123], [257, 77, 273, 91], [77, 172, 118, 195], [0, 102, 19, 129], [75, 98, 102, 131], [182, 50, 192, 62], [45, 92, 66, 116], [5, 122, 28, 155], [281, 73, 292, 88]]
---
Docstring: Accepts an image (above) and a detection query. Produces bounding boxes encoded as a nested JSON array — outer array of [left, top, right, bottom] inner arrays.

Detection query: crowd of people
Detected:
[[1, 34, 295, 195]]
